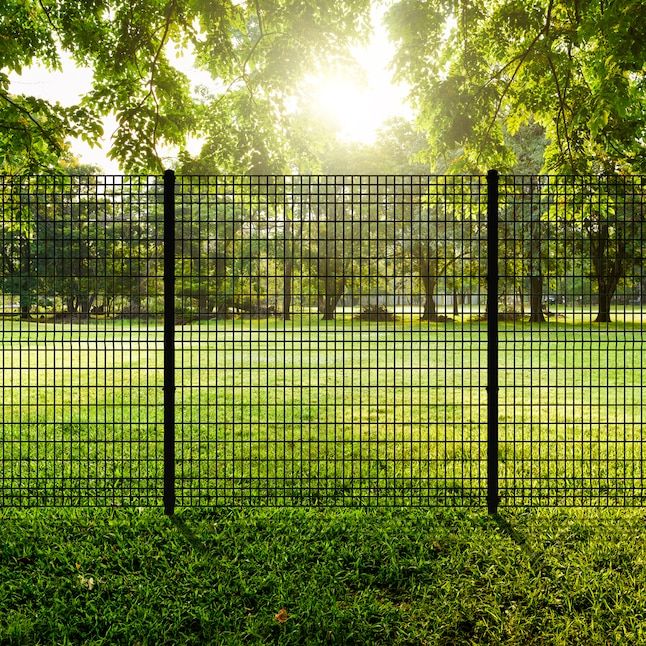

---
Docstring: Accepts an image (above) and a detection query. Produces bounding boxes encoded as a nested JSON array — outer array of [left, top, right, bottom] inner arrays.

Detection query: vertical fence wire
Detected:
[[1, 173, 644, 509], [0, 175, 164, 507]]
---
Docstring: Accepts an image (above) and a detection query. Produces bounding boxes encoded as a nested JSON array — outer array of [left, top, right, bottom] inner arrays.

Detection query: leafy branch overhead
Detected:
[[1, 1, 644, 174], [386, 0, 646, 173], [1, 0, 371, 173]]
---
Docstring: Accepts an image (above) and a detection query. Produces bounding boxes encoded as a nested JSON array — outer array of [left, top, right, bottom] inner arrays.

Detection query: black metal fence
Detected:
[[0, 172, 643, 512], [498, 175, 645, 507]]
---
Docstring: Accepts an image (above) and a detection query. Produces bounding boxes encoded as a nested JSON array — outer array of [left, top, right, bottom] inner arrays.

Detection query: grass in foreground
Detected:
[[2, 507, 646, 645]]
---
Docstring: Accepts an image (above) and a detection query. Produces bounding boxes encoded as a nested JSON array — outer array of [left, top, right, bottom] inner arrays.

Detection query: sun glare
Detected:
[[308, 78, 383, 144], [303, 4, 412, 145]]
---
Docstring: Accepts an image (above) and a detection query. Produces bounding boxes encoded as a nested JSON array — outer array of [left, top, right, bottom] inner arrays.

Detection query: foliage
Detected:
[[2, 0, 371, 174], [386, 0, 646, 173], [0, 175, 164, 318]]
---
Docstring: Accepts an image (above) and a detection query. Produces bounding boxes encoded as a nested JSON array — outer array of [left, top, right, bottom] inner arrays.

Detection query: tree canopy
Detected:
[[1, 0, 370, 173], [387, 0, 646, 173], [2, 1, 644, 175]]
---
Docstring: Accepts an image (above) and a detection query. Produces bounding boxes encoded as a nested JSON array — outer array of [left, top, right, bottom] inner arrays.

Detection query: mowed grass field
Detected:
[[1, 310, 644, 508]]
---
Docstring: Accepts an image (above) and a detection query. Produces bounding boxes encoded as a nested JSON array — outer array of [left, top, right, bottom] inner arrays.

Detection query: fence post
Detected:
[[163, 169, 176, 515], [486, 169, 500, 514]]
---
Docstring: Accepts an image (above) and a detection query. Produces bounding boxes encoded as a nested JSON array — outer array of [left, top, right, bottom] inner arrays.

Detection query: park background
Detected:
[[1, 0, 646, 643]]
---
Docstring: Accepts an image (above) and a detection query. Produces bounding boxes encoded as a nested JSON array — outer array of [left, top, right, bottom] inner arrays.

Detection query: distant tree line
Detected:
[[1, 173, 643, 324]]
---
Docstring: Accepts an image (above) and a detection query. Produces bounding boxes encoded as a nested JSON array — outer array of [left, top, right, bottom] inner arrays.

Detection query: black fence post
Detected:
[[163, 169, 176, 515], [487, 169, 500, 514]]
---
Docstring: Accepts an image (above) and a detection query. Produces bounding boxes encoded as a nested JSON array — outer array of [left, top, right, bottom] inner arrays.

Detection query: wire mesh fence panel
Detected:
[[174, 175, 488, 507], [0, 175, 164, 507], [498, 175, 646, 506], [4, 171, 642, 510]]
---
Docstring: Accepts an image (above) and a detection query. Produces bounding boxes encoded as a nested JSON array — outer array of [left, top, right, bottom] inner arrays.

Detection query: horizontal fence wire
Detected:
[[0, 173, 644, 509], [173, 175, 488, 506], [0, 175, 164, 507], [498, 175, 646, 506]]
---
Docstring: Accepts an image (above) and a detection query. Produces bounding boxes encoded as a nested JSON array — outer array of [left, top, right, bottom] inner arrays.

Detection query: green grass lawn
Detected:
[[1, 507, 646, 645], [1, 313, 643, 508], [1, 314, 645, 644]]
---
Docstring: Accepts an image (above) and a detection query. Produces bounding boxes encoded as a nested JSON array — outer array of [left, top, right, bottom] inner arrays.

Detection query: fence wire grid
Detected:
[[0, 173, 644, 510], [498, 175, 645, 506]]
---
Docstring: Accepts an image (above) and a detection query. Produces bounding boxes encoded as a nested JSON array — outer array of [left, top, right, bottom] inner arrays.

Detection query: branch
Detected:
[[439, 248, 471, 277], [240, 29, 277, 79], [208, 27, 281, 113], [482, 0, 554, 141], [546, 53, 574, 169], [134, 0, 176, 161], [479, 34, 541, 95], [483, 44, 534, 136], [0, 91, 62, 153], [37, 0, 59, 35], [254, 0, 264, 37]]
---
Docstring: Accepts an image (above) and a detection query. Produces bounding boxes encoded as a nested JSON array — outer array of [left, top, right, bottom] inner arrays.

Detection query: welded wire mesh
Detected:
[[0, 175, 164, 507], [173, 175, 488, 506], [2, 172, 644, 510], [498, 175, 646, 506]]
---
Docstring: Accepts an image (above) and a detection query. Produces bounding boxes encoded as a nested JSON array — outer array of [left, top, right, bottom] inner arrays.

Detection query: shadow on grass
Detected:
[[491, 512, 527, 546], [168, 513, 206, 552]]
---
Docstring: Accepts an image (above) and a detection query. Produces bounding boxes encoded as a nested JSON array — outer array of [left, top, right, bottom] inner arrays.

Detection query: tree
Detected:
[[579, 176, 645, 322], [298, 121, 430, 319], [2, 0, 371, 173], [0, 211, 38, 318], [386, 0, 646, 174], [35, 174, 117, 318], [299, 181, 354, 321], [499, 175, 557, 323], [388, 2, 644, 321], [106, 179, 164, 318], [396, 176, 480, 321]]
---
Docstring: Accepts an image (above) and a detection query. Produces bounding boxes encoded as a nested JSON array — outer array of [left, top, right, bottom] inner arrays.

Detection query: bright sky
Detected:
[[301, 4, 412, 145], [9, 3, 411, 172]]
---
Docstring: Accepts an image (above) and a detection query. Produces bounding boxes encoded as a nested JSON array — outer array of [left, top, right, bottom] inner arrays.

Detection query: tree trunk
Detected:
[[133, 273, 149, 315], [66, 296, 78, 314], [210, 256, 230, 319], [321, 296, 336, 320], [283, 257, 292, 322], [214, 302, 229, 318], [588, 223, 623, 324], [420, 275, 438, 320], [197, 292, 210, 316], [283, 268, 292, 321], [283, 220, 292, 321], [78, 294, 94, 320], [519, 282, 525, 316], [321, 277, 345, 320], [527, 195, 546, 324], [452, 286, 459, 316], [418, 254, 438, 321], [19, 238, 31, 319], [595, 290, 613, 323], [528, 275, 545, 323], [128, 294, 142, 316]]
